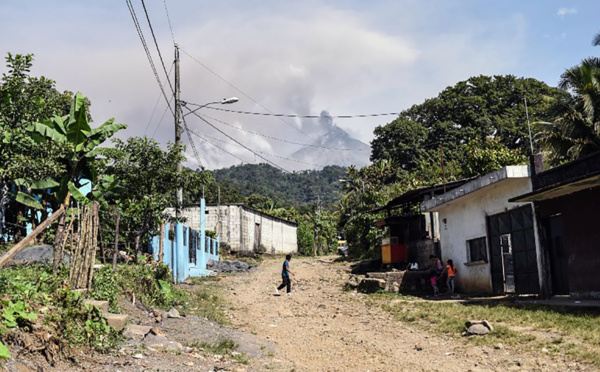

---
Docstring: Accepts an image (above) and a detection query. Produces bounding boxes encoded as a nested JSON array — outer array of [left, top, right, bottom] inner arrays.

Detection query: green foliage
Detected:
[[0, 265, 121, 356], [0, 341, 10, 359], [116, 263, 183, 310], [90, 266, 121, 313], [211, 164, 346, 207], [297, 220, 315, 255], [1, 301, 37, 328], [463, 138, 527, 178], [536, 57, 600, 165], [56, 289, 121, 353], [104, 137, 205, 256]]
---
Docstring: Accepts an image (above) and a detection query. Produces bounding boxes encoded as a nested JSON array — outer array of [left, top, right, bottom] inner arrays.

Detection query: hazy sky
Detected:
[[1, 1, 599, 170]]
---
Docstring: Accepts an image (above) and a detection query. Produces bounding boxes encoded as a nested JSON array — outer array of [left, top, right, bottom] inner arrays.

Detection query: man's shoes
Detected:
[[286, 292, 291, 296], [275, 287, 279, 295]]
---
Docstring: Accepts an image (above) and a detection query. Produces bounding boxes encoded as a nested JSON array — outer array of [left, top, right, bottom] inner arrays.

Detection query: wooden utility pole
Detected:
[[440, 142, 446, 193], [112, 210, 120, 270], [174, 44, 183, 218]]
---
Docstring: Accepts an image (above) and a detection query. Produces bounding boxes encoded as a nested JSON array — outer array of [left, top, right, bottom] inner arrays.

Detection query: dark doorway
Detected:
[[254, 223, 261, 251], [545, 214, 570, 295], [488, 205, 539, 294]]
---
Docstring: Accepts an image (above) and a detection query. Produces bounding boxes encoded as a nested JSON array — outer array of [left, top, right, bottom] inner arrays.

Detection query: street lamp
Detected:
[[183, 97, 239, 117]]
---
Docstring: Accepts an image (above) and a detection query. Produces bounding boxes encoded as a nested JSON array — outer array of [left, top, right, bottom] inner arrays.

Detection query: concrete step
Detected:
[[106, 313, 129, 331], [83, 299, 109, 314]]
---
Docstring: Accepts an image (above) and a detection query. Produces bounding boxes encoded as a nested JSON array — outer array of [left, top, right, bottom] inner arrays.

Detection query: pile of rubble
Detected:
[[207, 259, 254, 273]]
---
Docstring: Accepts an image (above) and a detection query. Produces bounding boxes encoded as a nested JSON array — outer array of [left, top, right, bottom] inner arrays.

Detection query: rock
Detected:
[[494, 343, 503, 350], [167, 308, 181, 319], [142, 333, 184, 351], [358, 278, 386, 293], [207, 259, 252, 273], [106, 314, 129, 331], [83, 300, 109, 314], [467, 324, 490, 335], [414, 343, 423, 351], [123, 324, 152, 341], [184, 361, 194, 367], [6, 244, 70, 265], [481, 320, 494, 331], [542, 347, 549, 353], [150, 327, 164, 336], [132, 353, 144, 359]]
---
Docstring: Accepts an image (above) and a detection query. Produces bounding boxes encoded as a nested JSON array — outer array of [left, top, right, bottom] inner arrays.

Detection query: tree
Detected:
[[0, 53, 74, 238], [22, 92, 126, 269], [537, 58, 600, 164], [105, 137, 206, 259], [371, 75, 560, 170]]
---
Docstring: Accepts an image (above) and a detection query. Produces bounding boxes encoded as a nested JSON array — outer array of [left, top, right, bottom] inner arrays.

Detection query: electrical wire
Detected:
[[179, 48, 318, 142], [181, 110, 205, 170], [151, 95, 174, 138], [195, 112, 368, 151], [145, 62, 174, 136], [125, 0, 173, 116], [203, 105, 402, 119], [189, 130, 323, 167], [184, 107, 290, 172], [140, 0, 174, 94], [163, 0, 175, 45], [188, 131, 247, 164]]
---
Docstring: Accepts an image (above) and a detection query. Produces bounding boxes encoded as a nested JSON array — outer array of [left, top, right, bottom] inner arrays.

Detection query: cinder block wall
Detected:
[[178, 205, 297, 254]]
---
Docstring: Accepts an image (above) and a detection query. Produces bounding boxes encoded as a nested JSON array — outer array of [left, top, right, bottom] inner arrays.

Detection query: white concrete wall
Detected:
[[173, 205, 297, 255], [435, 178, 535, 294]]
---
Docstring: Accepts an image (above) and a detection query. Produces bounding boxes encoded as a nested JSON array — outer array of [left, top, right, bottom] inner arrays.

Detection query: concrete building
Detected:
[[511, 152, 600, 299], [174, 204, 297, 255], [421, 165, 542, 295]]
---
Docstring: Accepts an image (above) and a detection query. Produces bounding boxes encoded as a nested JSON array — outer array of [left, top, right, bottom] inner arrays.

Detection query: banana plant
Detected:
[[18, 92, 126, 270]]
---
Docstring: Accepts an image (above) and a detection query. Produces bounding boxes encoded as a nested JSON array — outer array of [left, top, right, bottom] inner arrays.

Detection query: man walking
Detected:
[[276, 254, 294, 296]]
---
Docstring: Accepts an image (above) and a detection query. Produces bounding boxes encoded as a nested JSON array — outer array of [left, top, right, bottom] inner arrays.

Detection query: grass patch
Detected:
[[370, 292, 600, 367], [183, 282, 228, 325], [188, 337, 248, 364]]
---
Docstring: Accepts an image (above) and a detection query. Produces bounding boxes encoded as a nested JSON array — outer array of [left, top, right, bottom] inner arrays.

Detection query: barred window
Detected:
[[467, 237, 488, 262]]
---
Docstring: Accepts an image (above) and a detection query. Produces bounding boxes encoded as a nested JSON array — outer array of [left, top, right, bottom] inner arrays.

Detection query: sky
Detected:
[[1, 0, 599, 171]]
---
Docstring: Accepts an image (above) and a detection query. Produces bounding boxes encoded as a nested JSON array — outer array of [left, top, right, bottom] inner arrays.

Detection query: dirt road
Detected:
[[222, 256, 590, 372]]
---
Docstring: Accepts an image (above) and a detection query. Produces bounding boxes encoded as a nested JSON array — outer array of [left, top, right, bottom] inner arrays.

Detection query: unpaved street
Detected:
[[222, 256, 592, 372]]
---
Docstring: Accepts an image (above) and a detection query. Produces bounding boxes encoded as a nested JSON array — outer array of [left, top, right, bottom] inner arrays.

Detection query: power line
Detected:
[[163, 0, 175, 45], [181, 109, 205, 170], [190, 130, 323, 167], [140, 0, 174, 93], [184, 107, 290, 172], [178, 47, 318, 142], [145, 62, 174, 136], [195, 112, 367, 151], [204, 105, 402, 119], [125, 0, 173, 116], [188, 131, 247, 164], [152, 95, 174, 138]]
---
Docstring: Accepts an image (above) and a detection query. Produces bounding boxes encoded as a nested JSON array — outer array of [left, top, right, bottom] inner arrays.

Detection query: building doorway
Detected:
[[544, 214, 569, 295]]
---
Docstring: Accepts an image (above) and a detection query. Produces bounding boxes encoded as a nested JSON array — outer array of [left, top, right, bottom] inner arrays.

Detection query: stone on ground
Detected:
[[123, 324, 153, 341], [358, 278, 386, 293], [83, 299, 109, 314], [142, 333, 184, 351], [106, 313, 129, 331], [167, 308, 181, 318]]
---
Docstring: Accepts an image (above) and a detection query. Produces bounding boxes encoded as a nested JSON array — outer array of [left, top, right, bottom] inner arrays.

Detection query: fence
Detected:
[[149, 199, 219, 283]]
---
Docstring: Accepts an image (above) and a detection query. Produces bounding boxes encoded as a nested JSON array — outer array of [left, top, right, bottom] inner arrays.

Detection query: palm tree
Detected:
[[537, 58, 600, 163]]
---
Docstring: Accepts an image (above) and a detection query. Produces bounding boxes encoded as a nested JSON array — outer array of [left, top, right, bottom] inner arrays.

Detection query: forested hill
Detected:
[[211, 164, 347, 207]]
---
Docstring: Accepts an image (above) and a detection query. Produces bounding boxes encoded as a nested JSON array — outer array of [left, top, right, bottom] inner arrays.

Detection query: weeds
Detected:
[[370, 293, 600, 367], [189, 337, 248, 364]]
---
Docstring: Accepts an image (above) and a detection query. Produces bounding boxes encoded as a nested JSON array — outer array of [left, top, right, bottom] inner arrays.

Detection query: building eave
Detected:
[[421, 165, 530, 212]]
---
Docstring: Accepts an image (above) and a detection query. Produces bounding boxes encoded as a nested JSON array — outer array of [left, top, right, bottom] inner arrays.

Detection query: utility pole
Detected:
[[174, 44, 182, 218], [440, 142, 446, 193]]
